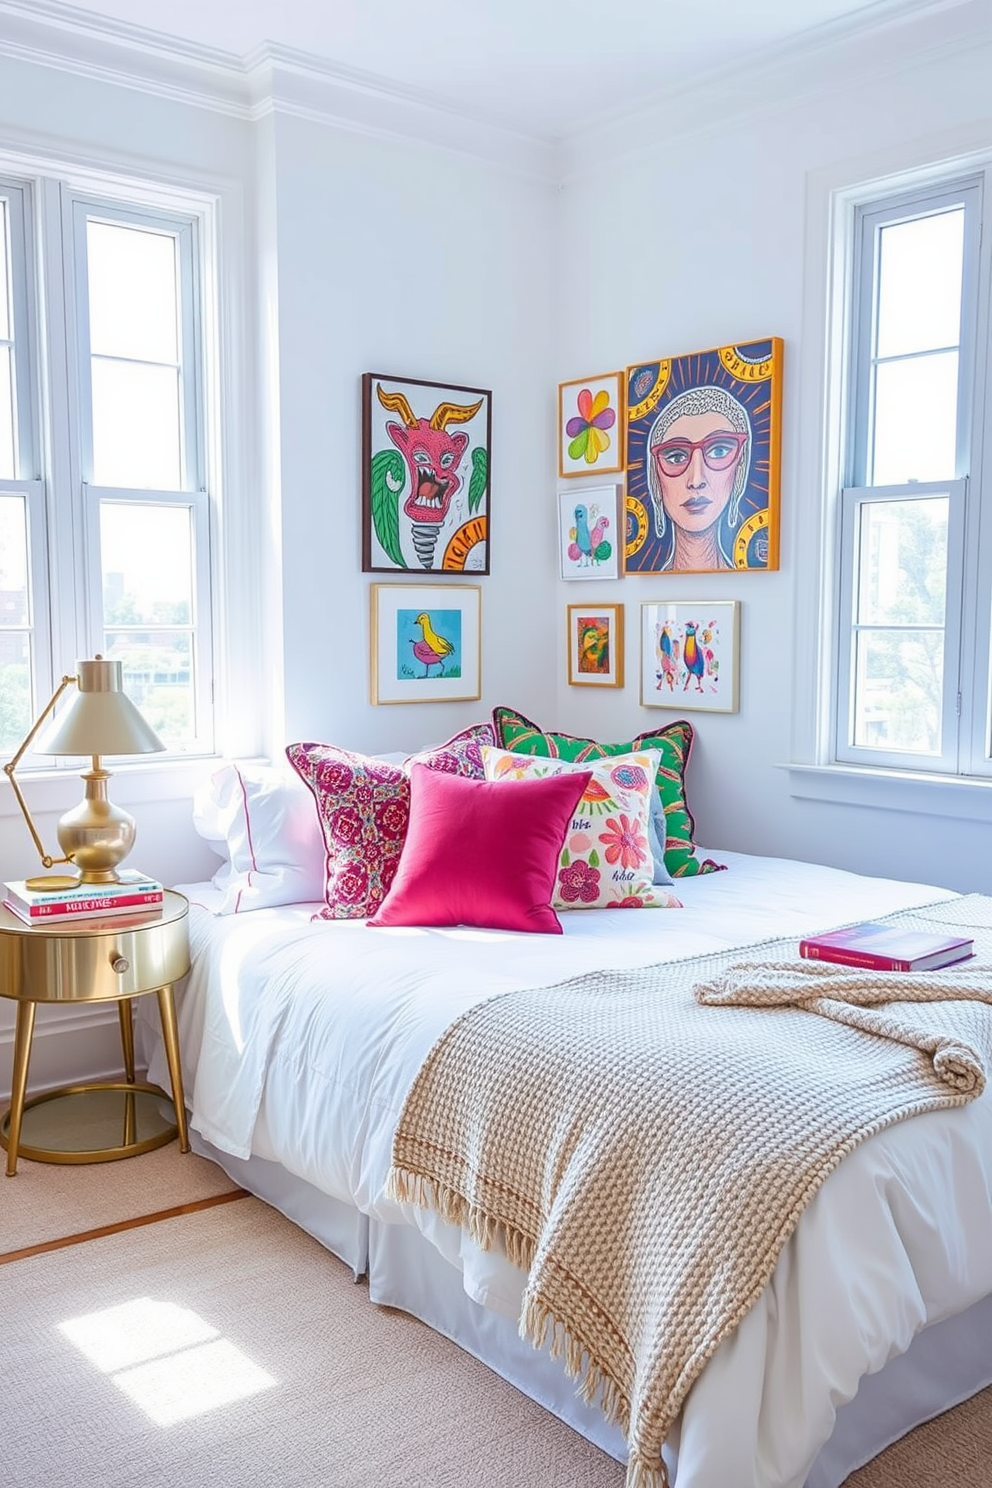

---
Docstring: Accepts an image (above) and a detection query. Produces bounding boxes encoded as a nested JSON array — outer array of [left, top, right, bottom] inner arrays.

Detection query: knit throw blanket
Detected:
[[386, 895, 992, 1488]]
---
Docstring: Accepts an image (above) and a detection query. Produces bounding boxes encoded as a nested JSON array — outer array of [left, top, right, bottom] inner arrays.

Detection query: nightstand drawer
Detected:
[[0, 892, 189, 1003]]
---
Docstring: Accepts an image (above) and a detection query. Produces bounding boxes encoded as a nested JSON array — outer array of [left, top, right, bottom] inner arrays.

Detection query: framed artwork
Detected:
[[567, 603, 624, 688], [558, 371, 625, 479], [557, 484, 623, 580], [624, 337, 783, 575], [370, 583, 481, 705], [640, 600, 740, 712], [362, 373, 492, 575]]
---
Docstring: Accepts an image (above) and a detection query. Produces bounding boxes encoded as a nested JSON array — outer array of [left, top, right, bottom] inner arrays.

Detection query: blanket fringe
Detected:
[[385, 1165, 537, 1271], [625, 1455, 669, 1488], [520, 1292, 631, 1433]]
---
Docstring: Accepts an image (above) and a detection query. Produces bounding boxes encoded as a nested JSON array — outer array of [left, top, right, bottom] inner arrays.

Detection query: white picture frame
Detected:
[[640, 600, 740, 712]]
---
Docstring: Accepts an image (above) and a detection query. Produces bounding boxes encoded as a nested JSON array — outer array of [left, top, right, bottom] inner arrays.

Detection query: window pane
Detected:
[[0, 494, 31, 752], [87, 221, 178, 364], [0, 198, 9, 342], [876, 209, 964, 358], [100, 502, 194, 747], [0, 346, 14, 479], [857, 497, 948, 627], [91, 359, 181, 488], [852, 629, 943, 754], [871, 351, 957, 483], [0, 493, 29, 623]]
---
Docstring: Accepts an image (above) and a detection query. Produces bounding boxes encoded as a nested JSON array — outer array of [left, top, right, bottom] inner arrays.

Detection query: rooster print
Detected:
[[364, 376, 491, 575]]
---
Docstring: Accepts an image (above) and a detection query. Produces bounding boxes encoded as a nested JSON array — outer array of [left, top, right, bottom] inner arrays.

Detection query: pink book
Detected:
[[799, 922, 974, 972]]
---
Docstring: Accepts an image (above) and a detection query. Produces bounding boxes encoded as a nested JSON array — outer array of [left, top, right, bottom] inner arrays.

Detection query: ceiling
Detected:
[[1, 0, 965, 138]]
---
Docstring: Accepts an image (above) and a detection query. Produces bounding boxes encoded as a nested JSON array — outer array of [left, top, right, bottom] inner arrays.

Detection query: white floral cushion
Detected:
[[481, 747, 682, 911]]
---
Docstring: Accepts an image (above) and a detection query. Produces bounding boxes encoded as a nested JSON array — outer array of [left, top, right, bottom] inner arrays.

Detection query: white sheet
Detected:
[[147, 853, 992, 1488]]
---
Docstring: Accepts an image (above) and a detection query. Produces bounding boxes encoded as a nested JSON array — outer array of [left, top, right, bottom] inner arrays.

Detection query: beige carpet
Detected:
[[1, 1155, 990, 1487], [1, 1196, 624, 1488], [1, 1143, 240, 1254]]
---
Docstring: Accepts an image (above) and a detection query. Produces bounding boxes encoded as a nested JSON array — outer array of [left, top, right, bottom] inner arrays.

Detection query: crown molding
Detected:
[[0, 1, 558, 181], [0, 0, 984, 186], [246, 47, 558, 182], [558, 0, 987, 179]]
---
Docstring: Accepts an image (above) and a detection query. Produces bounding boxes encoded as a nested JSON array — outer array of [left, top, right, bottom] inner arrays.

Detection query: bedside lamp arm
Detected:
[[2, 674, 77, 870]]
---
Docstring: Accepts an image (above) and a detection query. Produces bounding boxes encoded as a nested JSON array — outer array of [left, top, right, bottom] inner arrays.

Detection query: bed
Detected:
[[136, 844, 992, 1488]]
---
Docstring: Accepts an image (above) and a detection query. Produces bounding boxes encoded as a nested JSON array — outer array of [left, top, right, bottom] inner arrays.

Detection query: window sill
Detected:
[[781, 763, 992, 822], [0, 756, 222, 819]]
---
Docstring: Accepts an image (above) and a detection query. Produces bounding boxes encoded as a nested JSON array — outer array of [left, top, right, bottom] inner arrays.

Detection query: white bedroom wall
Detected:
[[267, 111, 557, 759], [552, 0, 992, 893]]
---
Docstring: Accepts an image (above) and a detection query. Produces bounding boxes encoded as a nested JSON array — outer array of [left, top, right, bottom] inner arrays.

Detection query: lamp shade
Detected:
[[34, 658, 164, 757]]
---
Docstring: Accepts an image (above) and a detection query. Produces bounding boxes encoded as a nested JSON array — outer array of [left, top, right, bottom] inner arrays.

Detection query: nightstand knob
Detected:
[[111, 953, 130, 975]]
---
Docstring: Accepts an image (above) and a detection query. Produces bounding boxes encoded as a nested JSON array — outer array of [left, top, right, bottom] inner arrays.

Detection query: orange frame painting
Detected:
[[558, 371, 625, 479], [567, 602, 624, 688]]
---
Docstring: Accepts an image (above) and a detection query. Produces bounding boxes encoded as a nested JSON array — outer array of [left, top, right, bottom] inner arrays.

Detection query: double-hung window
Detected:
[[835, 172, 991, 776], [0, 169, 214, 762]]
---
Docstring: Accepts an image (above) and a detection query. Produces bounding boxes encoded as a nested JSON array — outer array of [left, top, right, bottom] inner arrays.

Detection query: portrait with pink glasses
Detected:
[[624, 338, 782, 574]]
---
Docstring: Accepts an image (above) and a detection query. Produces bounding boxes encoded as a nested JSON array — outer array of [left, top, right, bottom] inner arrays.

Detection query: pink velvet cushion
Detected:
[[286, 722, 495, 920], [368, 764, 592, 934]]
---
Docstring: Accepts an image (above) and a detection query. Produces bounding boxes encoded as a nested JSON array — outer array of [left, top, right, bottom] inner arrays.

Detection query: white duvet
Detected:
[[148, 852, 992, 1488]]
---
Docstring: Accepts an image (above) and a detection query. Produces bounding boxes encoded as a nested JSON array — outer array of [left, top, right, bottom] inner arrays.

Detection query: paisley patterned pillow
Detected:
[[286, 722, 495, 919], [482, 747, 682, 911]]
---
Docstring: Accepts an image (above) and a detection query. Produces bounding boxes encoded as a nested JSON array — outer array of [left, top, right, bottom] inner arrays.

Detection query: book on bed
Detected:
[[798, 922, 974, 971]]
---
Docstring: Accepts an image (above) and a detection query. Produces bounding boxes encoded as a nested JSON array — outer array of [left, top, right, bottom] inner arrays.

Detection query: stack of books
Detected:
[[3, 869, 164, 925], [799, 921, 974, 972]]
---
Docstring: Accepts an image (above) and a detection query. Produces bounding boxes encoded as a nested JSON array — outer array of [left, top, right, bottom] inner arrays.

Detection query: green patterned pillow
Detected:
[[491, 706, 724, 879]]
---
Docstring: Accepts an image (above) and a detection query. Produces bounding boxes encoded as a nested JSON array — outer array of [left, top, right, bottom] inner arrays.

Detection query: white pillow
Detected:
[[192, 763, 326, 913]]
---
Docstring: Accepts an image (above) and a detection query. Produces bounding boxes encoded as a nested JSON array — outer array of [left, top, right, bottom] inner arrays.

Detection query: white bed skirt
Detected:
[[190, 1130, 992, 1487]]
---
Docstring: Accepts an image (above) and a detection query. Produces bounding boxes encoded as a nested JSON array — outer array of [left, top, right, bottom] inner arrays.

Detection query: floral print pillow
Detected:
[[287, 722, 495, 919], [481, 747, 682, 911]]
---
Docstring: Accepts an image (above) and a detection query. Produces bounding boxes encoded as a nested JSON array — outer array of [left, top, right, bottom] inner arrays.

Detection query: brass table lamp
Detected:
[[3, 656, 164, 889]]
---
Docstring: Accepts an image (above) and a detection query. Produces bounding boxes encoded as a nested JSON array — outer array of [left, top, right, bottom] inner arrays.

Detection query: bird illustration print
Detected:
[[410, 611, 455, 678], [682, 621, 706, 692], [567, 503, 614, 570]]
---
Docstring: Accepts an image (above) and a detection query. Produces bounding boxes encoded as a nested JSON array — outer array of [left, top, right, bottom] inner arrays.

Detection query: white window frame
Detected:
[[788, 131, 992, 819], [66, 193, 215, 756], [833, 177, 985, 777]]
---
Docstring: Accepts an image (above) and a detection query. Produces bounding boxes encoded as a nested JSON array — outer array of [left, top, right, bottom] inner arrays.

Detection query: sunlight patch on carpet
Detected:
[[58, 1296, 277, 1424]]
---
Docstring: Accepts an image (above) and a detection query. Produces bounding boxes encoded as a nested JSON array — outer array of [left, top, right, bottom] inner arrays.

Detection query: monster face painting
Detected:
[[362, 373, 492, 574]]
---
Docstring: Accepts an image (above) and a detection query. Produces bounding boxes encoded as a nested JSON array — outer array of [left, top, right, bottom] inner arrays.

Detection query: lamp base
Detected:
[[23, 874, 83, 892]]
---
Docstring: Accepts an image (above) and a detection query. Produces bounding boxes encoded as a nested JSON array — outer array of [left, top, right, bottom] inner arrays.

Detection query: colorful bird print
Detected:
[[568, 505, 613, 569], [568, 503, 592, 565], [410, 611, 454, 678], [656, 622, 676, 692], [682, 621, 705, 691]]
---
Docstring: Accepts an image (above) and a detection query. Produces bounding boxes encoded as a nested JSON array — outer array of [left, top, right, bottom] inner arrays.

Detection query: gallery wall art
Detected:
[[557, 484, 623, 580], [370, 583, 481, 705], [558, 371, 625, 479], [362, 373, 491, 575], [624, 338, 782, 575], [567, 603, 624, 688], [640, 600, 740, 712]]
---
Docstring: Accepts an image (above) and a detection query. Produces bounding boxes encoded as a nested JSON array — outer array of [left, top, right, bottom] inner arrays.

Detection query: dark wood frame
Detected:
[[361, 372, 493, 575]]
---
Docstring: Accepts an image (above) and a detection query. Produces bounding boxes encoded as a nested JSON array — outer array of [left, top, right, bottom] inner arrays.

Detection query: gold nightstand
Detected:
[[0, 890, 191, 1176]]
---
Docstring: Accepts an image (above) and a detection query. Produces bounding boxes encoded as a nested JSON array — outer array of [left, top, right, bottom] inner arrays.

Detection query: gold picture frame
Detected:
[[567, 602, 624, 688], [370, 583, 482, 705], [558, 370, 625, 479]]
